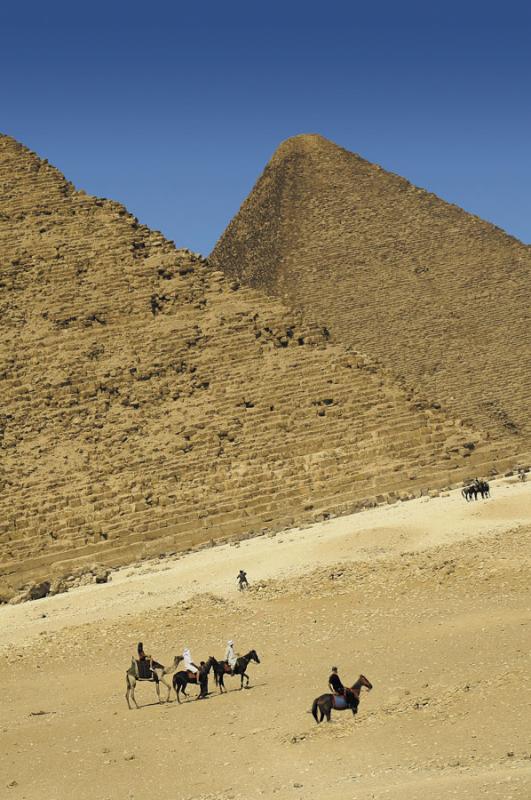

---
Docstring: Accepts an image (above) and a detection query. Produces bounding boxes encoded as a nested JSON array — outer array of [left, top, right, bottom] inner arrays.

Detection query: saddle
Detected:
[[331, 691, 358, 710], [331, 694, 348, 710], [135, 659, 155, 681], [186, 670, 199, 682]]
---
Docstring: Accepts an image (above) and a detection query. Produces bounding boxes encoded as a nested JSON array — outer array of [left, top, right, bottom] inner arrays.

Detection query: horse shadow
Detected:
[[214, 681, 268, 696]]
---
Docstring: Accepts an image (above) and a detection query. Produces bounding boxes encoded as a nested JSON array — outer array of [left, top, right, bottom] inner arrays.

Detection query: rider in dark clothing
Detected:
[[136, 642, 156, 680], [137, 642, 149, 660], [328, 667, 345, 694], [329, 666, 356, 706]]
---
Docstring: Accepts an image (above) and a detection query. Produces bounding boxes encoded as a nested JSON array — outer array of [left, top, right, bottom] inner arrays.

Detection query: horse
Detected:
[[172, 657, 215, 703], [125, 655, 183, 709], [462, 479, 490, 502], [311, 674, 373, 723], [476, 479, 490, 499], [212, 649, 261, 692], [462, 485, 478, 502]]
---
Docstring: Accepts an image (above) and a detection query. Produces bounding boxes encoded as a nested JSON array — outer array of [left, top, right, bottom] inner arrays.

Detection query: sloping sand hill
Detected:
[[0, 478, 529, 799]]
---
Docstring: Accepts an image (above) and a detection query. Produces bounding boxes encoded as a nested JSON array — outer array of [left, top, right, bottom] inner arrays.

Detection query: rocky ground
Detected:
[[0, 478, 530, 799]]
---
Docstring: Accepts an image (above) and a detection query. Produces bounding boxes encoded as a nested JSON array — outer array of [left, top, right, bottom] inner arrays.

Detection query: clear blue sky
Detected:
[[1, 1, 530, 254]]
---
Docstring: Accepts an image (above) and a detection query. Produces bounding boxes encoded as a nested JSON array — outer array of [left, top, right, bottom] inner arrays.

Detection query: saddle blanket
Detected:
[[332, 695, 348, 710], [136, 660, 158, 681]]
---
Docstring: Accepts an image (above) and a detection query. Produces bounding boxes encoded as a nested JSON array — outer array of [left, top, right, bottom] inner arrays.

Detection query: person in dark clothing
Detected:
[[328, 666, 345, 695], [328, 666, 356, 706], [237, 570, 249, 590], [137, 642, 149, 660], [197, 661, 208, 698], [136, 642, 156, 680]]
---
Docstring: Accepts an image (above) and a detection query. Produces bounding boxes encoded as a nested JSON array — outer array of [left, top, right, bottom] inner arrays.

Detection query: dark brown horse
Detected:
[[212, 649, 260, 691], [312, 674, 373, 723], [172, 657, 215, 703]]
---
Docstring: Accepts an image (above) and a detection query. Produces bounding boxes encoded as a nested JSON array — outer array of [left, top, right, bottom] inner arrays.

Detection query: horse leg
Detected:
[[125, 675, 133, 710], [130, 677, 139, 710], [159, 675, 171, 702]]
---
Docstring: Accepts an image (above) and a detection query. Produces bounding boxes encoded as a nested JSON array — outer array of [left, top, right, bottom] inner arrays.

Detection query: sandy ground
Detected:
[[1, 478, 530, 799]]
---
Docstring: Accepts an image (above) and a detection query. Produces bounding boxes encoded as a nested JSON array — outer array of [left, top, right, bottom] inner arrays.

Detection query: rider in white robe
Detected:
[[225, 640, 237, 670], [183, 648, 198, 673]]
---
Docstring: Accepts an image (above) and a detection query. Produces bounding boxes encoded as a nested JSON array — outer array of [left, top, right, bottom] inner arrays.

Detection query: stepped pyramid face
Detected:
[[0, 135, 516, 593], [211, 134, 531, 450]]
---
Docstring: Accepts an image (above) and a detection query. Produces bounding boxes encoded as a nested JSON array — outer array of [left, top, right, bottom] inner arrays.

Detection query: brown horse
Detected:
[[212, 649, 261, 692], [172, 657, 215, 703], [311, 674, 373, 723]]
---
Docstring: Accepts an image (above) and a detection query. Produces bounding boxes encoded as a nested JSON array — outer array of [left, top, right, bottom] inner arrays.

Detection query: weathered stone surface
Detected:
[[28, 581, 51, 600], [49, 577, 69, 596], [0, 134, 519, 591], [211, 133, 531, 453]]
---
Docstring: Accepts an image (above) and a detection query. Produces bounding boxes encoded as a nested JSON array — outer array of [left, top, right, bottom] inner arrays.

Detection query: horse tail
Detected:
[[311, 698, 320, 723]]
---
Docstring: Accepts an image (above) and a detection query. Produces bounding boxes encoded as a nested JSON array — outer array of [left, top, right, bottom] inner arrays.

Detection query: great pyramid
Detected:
[[0, 135, 518, 597], [211, 134, 531, 457]]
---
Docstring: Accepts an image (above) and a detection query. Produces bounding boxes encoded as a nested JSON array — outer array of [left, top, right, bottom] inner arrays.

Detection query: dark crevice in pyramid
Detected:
[[0, 134, 521, 597], [211, 133, 531, 450]]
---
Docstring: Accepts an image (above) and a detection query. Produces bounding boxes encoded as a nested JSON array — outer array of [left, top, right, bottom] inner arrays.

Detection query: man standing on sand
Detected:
[[237, 570, 249, 590]]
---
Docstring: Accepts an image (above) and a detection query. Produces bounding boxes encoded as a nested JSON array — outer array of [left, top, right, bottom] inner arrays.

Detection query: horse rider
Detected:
[[237, 570, 249, 590], [328, 666, 345, 695], [328, 666, 356, 707], [183, 647, 199, 678], [225, 639, 237, 674]]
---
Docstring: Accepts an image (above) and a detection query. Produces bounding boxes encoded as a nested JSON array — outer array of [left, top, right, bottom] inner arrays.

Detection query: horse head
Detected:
[[203, 656, 217, 673], [358, 674, 373, 691], [249, 649, 260, 663]]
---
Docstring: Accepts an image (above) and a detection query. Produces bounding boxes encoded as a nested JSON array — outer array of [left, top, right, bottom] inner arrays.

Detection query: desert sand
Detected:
[[1, 478, 530, 799]]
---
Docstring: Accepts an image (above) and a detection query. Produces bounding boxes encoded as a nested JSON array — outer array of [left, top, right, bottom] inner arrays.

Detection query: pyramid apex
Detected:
[[272, 133, 339, 158]]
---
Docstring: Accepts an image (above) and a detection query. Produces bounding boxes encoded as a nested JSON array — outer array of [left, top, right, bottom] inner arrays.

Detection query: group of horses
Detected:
[[126, 654, 372, 724], [125, 649, 260, 709], [461, 478, 490, 502]]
